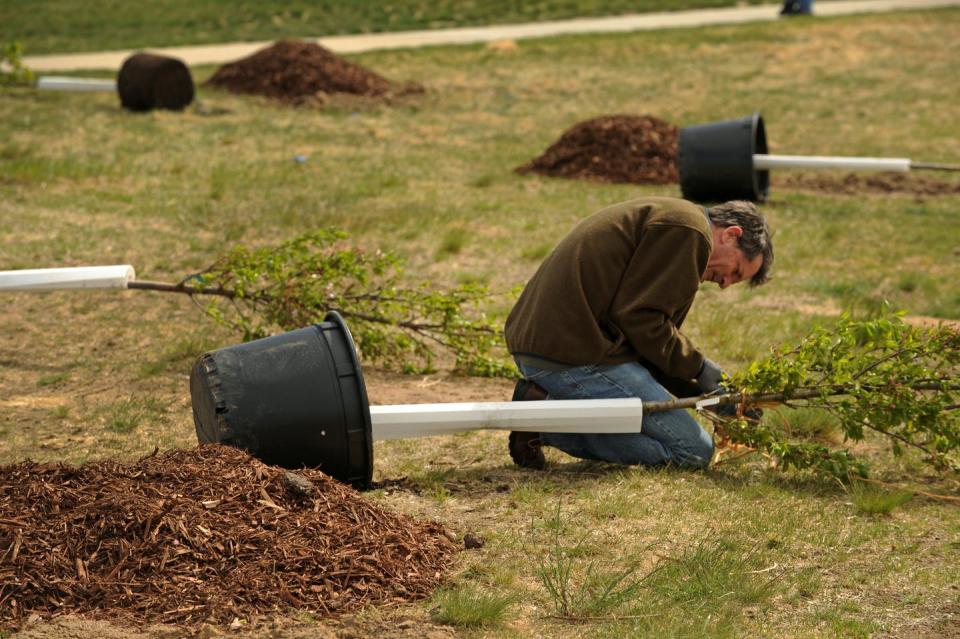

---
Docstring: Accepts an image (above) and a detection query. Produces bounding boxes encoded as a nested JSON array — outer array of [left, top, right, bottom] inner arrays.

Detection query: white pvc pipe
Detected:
[[370, 398, 644, 440], [0, 265, 136, 291], [36, 76, 117, 92], [753, 154, 911, 172]]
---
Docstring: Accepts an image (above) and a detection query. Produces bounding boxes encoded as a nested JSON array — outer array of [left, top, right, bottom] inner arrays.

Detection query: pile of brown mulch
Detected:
[[516, 114, 679, 185], [204, 39, 423, 103], [0, 445, 455, 629], [777, 171, 960, 196]]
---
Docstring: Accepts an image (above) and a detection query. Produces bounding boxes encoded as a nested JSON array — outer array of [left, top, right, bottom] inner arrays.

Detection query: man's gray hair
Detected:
[[707, 200, 773, 286]]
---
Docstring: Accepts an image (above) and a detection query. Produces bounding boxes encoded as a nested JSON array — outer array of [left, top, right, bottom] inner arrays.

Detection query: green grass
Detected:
[[816, 603, 883, 638], [3, 0, 772, 55], [538, 556, 648, 619], [36, 371, 70, 387], [602, 538, 778, 637], [529, 490, 790, 634], [101, 396, 168, 433], [430, 585, 515, 627], [1, 7, 959, 639], [848, 483, 914, 515], [643, 539, 774, 607], [521, 242, 554, 262], [765, 406, 844, 444], [535, 500, 652, 618], [435, 228, 470, 259], [137, 334, 217, 378]]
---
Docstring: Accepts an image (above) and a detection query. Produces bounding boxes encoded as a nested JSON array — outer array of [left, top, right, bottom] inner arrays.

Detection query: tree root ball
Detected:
[[117, 53, 195, 112]]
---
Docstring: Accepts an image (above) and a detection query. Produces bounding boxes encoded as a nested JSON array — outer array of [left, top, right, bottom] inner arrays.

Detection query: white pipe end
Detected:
[[36, 76, 118, 92], [0, 265, 136, 291]]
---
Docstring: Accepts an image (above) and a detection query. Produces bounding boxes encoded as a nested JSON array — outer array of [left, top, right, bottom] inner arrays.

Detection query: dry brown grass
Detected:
[[2, 8, 959, 638]]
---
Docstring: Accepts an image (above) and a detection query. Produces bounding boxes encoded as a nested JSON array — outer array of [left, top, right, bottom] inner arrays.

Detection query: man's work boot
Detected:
[[509, 379, 548, 470]]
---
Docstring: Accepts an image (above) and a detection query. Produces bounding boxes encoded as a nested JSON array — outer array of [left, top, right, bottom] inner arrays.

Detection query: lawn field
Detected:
[[1, 7, 959, 639], [0, 0, 772, 54]]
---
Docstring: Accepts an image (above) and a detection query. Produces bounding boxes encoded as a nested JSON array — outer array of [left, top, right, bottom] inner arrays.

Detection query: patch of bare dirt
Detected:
[[902, 604, 960, 639], [204, 40, 423, 104], [11, 616, 182, 639], [516, 114, 679, 185], [745, 296, 960, 330], [363, 369, 515, 406], [0, 396, 66, 409], [777, 171, 960, 196], [0, 446, 456, 632], [10, 610, 459, 639]]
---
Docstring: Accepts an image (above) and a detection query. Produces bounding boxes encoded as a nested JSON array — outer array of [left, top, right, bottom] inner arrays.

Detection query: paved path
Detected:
[[23, 0, 960, 72]]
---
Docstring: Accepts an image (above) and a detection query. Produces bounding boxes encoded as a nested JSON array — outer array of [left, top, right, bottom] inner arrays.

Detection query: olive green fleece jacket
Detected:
[[504, 197, 712, 380]]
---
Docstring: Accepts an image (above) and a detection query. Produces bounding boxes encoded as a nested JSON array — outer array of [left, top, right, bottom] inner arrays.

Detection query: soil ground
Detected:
[[777, 171, 960, 196], [11, 610, 460, 639]]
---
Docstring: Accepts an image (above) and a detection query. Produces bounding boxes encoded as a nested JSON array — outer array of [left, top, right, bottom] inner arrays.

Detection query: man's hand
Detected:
[[696, 357, 764, 420], [696, 357, 724, 394], [711, 402, 764, 421]]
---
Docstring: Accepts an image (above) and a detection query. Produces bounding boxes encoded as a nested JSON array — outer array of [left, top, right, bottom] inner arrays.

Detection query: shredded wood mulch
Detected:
[[516, 114, 680, 185], [0, 445, 456, 630], [204, 39, 423, 103]]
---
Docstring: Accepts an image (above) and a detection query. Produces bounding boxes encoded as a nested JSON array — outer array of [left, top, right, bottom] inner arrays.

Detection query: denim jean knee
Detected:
[[516, 359, 713, 468]]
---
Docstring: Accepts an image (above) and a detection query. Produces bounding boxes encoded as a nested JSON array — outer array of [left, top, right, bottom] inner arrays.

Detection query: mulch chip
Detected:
[[0, 445, 456, 630], [204, 39, 423, 103], [516, 114, 679, 185]]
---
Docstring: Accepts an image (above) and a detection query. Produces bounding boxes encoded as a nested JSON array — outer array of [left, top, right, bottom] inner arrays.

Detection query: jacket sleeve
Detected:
[[607, 224, 711, 380]]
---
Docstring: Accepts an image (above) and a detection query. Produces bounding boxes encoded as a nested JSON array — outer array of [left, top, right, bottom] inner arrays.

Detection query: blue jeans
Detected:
[[516, 360, 714, 469]]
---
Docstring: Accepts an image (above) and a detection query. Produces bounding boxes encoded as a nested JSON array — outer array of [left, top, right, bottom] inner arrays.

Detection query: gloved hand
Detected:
[[696, 357, 725, 394], [696, 358, 764, 420], [712, 403, 764, 420], [713, 402, 739, 418]]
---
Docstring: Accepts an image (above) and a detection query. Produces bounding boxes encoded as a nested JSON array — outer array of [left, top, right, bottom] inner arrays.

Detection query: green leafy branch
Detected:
[[178, 230, 513, 376], [707, 312, 959, 476]]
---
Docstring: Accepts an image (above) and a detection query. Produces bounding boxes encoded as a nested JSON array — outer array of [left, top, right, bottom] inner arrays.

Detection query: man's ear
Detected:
[[723, 226, 744, 242]]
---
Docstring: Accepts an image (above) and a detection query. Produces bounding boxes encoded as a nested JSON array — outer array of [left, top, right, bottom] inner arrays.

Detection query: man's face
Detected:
[[701, 225, 763, 289]]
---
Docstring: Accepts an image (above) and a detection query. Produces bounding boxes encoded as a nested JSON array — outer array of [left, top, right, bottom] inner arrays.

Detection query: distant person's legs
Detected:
[[781, 0, 813, 15]]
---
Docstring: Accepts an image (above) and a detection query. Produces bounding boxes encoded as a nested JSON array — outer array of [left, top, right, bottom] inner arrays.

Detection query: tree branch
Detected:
[[128, 280, 237, 298], [642, 382, 960, 414]]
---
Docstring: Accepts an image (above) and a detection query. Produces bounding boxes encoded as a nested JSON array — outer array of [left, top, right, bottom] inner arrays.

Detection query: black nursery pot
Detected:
[[117, 53, 195, 112], [678, 112, 769, 202], [190, 312, 374, 489]]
